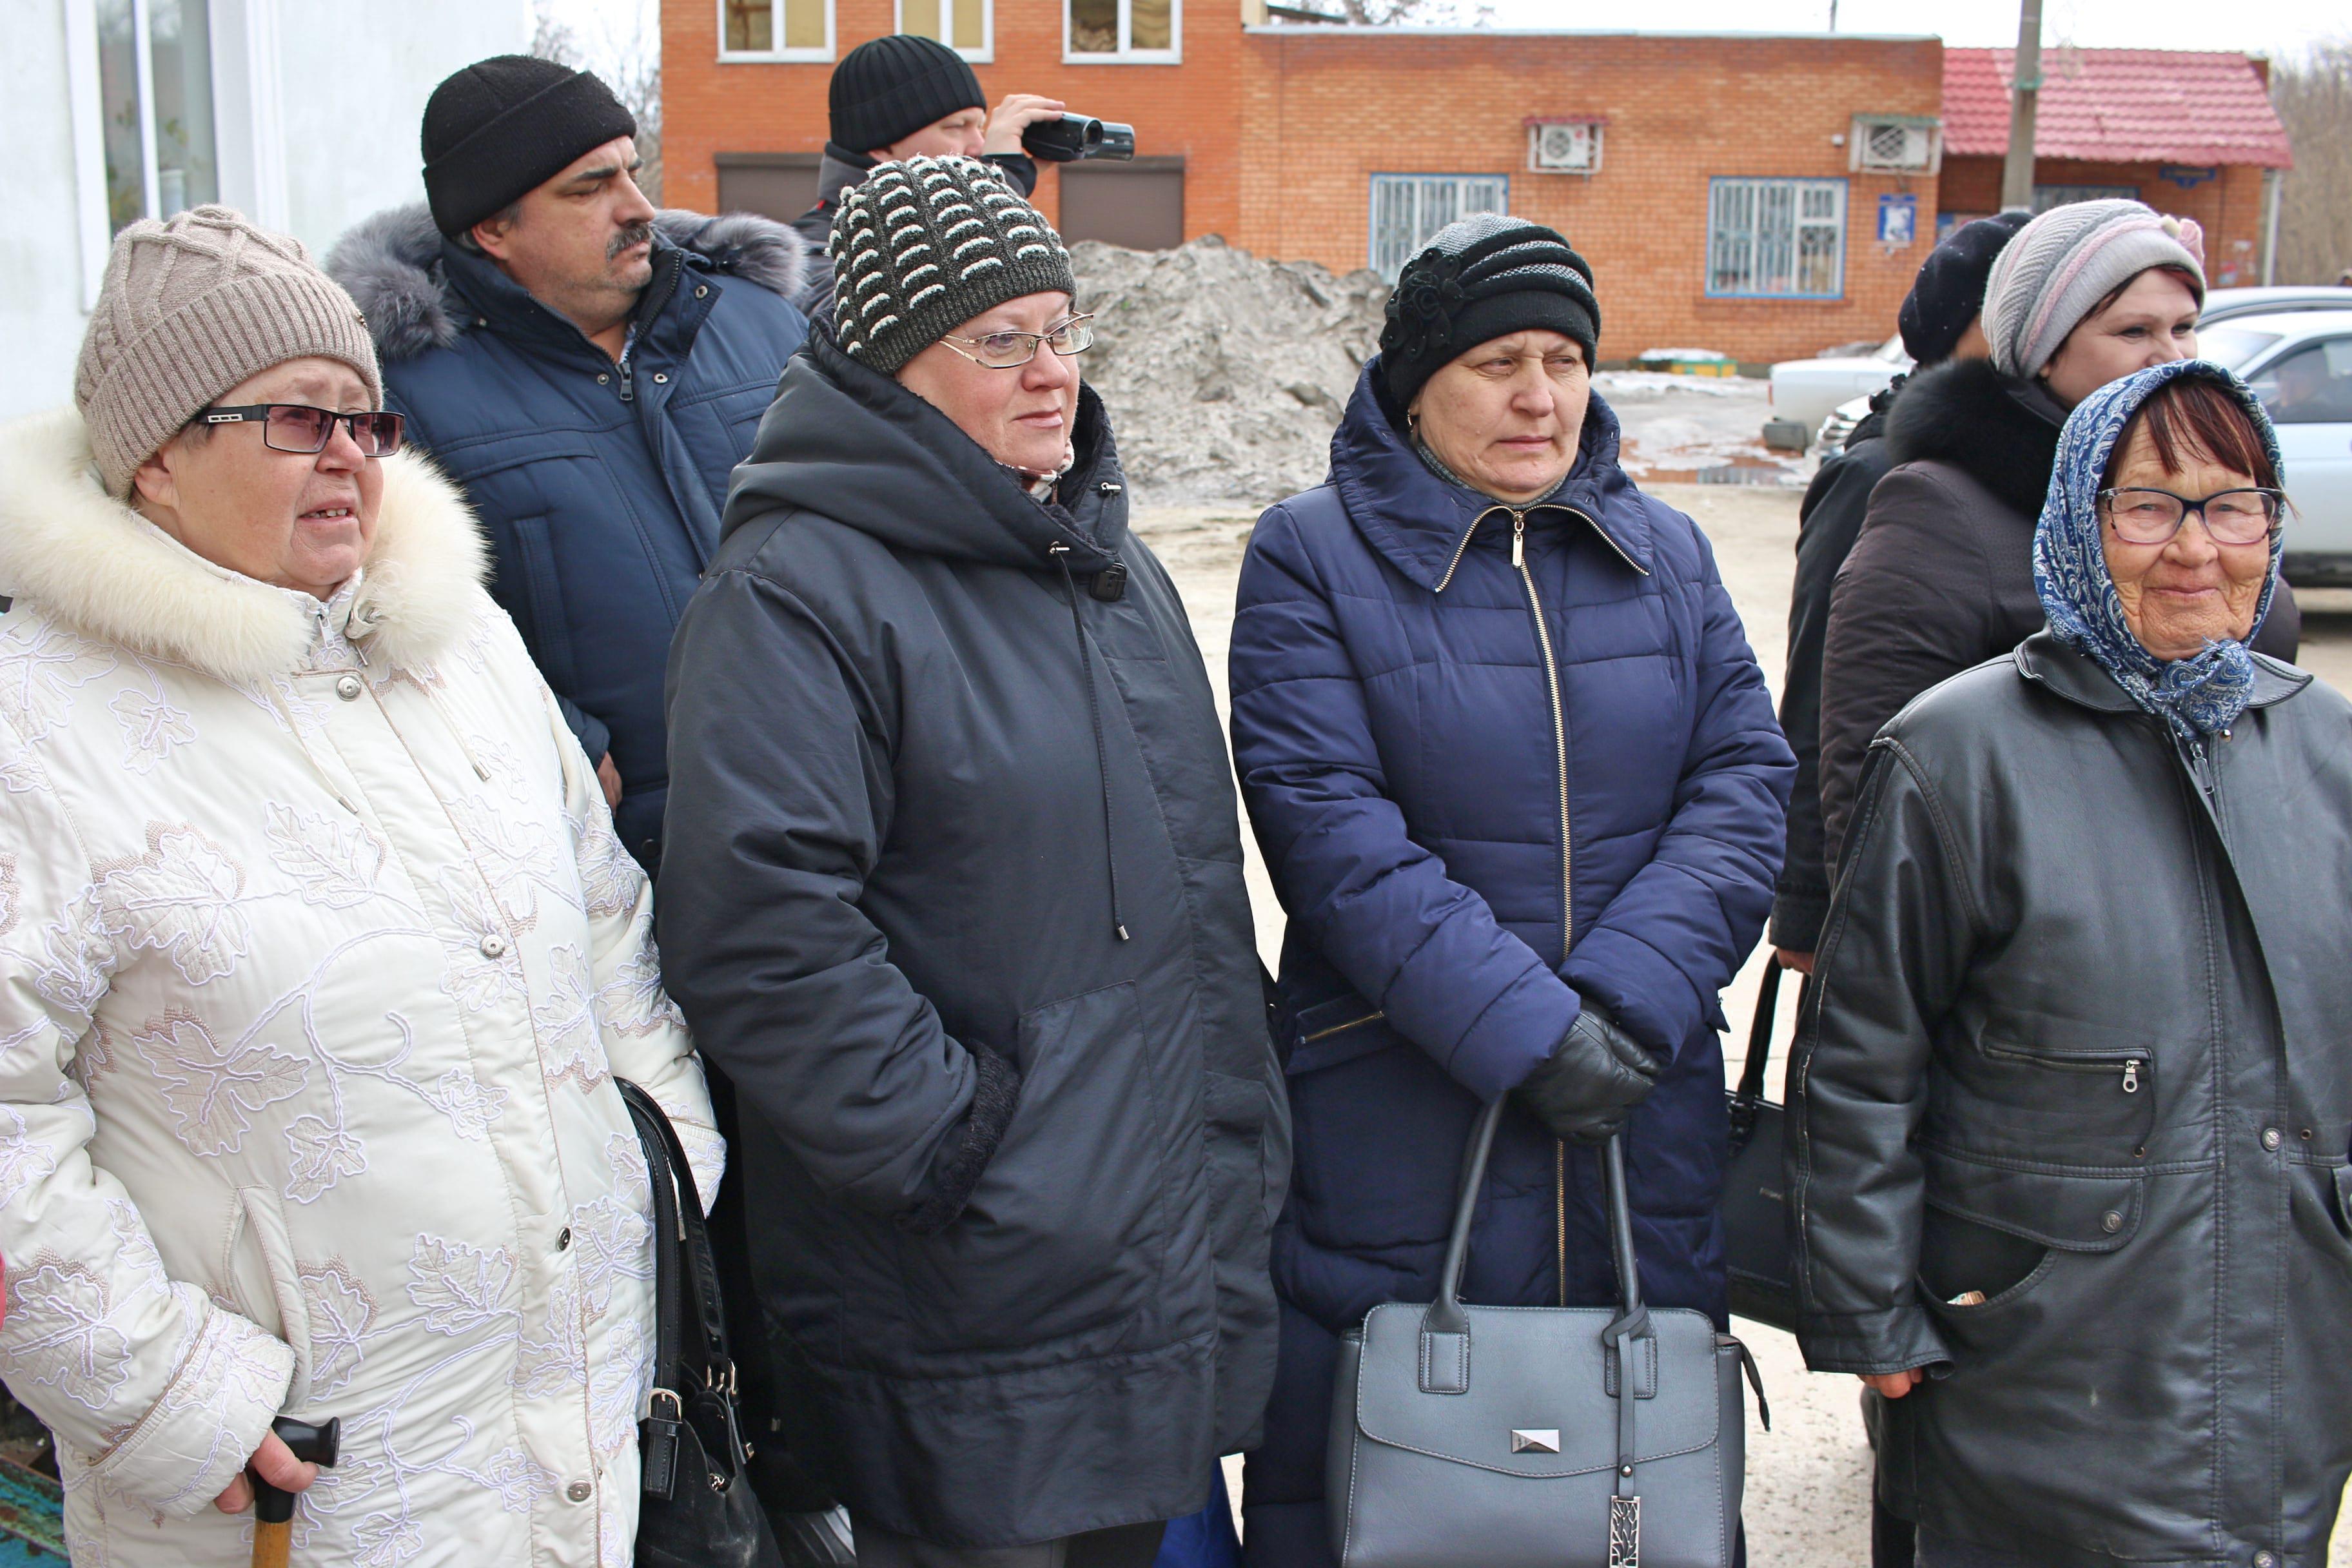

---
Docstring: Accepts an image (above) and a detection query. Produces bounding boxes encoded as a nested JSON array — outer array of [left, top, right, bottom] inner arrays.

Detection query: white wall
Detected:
[[6, 6, 99, 424], [0, 0, 529, 424]]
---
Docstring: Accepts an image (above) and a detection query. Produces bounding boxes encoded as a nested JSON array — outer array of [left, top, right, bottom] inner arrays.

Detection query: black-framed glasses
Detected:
[[2097, 487, 2284, 546], [935, 314, 1096, 370], [199, 404, 405, 457]]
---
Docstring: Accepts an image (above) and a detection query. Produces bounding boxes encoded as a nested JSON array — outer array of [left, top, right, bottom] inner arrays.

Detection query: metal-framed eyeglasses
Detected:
[[934, 314, 1096, 370], [199, 404, 406, 457], [2096, 487, 2284, 547]]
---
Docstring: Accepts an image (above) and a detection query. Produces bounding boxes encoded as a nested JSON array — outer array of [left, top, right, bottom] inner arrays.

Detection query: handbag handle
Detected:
[[618, 1081, 739, 1416], [1420, 1097, 1647, 1357], [1731, 956, 1783, 1113]]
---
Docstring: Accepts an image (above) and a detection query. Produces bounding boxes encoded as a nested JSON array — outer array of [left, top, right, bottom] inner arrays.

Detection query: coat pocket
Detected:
[[1934, 1041, 2157, 1165], [221, 1186, 314, 1407], [894, 983, 1168, 1355]]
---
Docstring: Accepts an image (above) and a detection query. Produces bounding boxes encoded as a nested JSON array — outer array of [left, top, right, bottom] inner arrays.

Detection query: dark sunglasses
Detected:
[[200, 404, 405, 457]]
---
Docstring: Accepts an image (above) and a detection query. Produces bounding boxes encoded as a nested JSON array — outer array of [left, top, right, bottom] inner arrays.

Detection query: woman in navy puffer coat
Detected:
[[1229, 217, 1792, 1565]]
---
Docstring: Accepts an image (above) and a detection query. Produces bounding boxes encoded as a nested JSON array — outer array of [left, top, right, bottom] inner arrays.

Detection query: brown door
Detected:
[[1055, 159, 1185, 251], [716, 154, 823, 222]]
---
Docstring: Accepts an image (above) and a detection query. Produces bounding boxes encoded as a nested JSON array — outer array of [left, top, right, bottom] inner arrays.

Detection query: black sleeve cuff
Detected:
[[1770, 887, 1830, 954], [901, 1047, 1023, 1235]]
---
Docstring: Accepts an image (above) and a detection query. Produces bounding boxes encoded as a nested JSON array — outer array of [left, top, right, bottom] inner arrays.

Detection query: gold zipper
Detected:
[[1511, 511, 1578, 1308], [1300, 1010, 1384, 1044]]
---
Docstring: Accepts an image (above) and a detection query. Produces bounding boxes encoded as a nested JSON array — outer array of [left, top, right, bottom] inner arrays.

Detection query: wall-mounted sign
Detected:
[[1877, 193, 1917, 247], [2159, 164, 2220, 190]]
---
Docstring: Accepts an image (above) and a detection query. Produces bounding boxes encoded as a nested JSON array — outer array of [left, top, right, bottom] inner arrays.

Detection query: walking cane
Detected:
[[250, 1415, 339, 1568]]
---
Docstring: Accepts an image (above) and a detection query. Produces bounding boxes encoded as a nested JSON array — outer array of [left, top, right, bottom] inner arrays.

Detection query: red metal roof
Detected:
[[1941, 48, 2291, 169]]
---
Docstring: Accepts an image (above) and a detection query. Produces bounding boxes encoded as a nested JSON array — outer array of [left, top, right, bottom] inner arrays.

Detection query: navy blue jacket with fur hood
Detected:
[[328, 206, 808, 868], [1232, 361, 1790, 1332]]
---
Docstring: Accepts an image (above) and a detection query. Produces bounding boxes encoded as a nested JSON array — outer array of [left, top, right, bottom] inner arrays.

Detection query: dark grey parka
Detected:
[[1788, 631, 2352, 1567], [656, 331, 1288, 1547]]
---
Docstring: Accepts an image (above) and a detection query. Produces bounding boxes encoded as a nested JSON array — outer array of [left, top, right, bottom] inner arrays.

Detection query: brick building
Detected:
[[1937, 48, 2291, 289], [663, 2, 2289, 362]]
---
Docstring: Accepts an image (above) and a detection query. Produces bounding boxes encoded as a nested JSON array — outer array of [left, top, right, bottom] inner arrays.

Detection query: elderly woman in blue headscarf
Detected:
[[1787, 357, 2352, 1568]]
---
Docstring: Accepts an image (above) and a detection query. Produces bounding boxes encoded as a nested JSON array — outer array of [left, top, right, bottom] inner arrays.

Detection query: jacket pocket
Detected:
[[1919, 1147, 2144, 1253], [505, 516, 578, 695], [221, 1186, 313, 1407], [893, 983, 1167, 1355], [1286, 994, 1393, 1077], [1934, 1041, 2157, 1165]]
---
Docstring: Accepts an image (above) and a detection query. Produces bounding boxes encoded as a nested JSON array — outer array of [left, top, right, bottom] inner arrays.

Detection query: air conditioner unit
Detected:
[[1852, 117, 1939, 173], [1527, 121, 1603, 175]]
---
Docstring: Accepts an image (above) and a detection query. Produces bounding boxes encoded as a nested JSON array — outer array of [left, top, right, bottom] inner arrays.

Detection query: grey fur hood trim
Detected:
[[326, 202, 808, 362]]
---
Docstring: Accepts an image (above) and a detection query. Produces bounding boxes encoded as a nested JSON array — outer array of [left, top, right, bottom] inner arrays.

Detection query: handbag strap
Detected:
[[1732, 956, 1783, 1110], [618, 1081, 737, 1411], [1424, 1098, 1655, 1510]]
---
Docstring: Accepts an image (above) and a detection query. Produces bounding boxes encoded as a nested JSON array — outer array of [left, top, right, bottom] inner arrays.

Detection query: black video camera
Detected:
[[1021, 114, 1136, 163]]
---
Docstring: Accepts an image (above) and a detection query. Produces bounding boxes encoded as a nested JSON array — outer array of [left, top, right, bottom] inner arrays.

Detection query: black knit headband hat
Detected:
[[1380, 214, 1601, 411]]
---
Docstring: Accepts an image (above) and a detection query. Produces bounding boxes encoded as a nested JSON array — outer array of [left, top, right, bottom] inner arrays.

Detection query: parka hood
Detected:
[[328, 202, 808, 363], [1883, 355, 2066, 520], [1320, 357, 1652, 593], [723, 328, 1128, 573], [0, 406, 487, 682]]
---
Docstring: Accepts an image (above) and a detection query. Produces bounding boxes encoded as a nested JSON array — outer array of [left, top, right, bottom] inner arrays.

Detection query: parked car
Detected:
[[2201, 308, 2352, 585], [2199, 284, 2352, 326], [1769, 333, 1908, 434], [1816, 391, 1875, 454]]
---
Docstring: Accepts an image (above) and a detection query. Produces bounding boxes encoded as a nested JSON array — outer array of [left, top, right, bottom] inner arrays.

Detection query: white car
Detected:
[[1769, 334, 1909, 434], [2200, 308, 2352, 583]]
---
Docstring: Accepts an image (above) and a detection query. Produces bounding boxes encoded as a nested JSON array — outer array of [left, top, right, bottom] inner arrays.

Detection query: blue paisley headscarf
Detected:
[[2031, 358, 2284, 742]]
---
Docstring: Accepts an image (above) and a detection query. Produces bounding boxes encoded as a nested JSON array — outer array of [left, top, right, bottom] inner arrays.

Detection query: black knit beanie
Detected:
[[1380, 215, 1601, 412], [422, 55, 638, 237], [830, 155, 1076, 374], [1898, 209, 2032, 365], [830, 35, 988, 157]]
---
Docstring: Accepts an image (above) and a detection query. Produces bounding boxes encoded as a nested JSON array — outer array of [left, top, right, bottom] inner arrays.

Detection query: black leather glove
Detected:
[[1512, 999, 1661, 1145]]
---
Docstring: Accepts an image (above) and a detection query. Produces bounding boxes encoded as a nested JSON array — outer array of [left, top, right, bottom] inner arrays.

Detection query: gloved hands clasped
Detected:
[[1512, 998, 1660, 1144]]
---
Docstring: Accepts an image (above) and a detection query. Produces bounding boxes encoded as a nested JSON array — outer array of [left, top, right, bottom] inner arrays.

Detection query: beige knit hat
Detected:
[[74, 205, 383, 497]]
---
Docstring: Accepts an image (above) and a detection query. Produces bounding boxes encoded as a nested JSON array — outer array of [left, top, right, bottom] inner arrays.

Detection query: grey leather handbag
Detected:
[[1327, 1100, 1767, 1568]]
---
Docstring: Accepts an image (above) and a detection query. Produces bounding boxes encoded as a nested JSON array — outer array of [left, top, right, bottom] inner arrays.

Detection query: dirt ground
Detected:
[[1138, 486, 2352, 1567]]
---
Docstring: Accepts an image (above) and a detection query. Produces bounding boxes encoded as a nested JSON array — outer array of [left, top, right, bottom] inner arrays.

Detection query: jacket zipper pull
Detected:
[[618, 357, 635, 402], [2122, 1059, 2141, 1094], [1511, 513, 1527, 569]]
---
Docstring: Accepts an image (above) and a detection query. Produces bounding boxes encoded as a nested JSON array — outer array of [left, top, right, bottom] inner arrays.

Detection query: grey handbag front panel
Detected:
[[1328, 1304, 1747, 1568]]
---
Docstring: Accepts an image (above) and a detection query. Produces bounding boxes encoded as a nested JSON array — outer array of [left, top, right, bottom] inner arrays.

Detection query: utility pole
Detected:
[[1828, 0, 1838, 30], [2000, 0, 2044, 211]]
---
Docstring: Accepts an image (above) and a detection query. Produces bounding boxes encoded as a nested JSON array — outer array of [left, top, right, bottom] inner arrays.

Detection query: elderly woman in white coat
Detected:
[[0, 206, 718, 1566]]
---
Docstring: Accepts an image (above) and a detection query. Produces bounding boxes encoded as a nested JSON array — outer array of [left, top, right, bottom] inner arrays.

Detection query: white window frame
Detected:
[[716, 0, 837, 63], [896, 0, 993, 62], [1062, 0, 1181, 64], [1705, 176, 1847, 300], [1367, 173, 1509, 282], [66, 0, 282, 313]]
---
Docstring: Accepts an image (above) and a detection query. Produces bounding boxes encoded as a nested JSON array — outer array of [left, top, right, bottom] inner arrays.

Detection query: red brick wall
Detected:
[[1938, 157, 2269, 288], [664, 5, 1946, 360], [663, 0, 1249, 238], [1235, 31, 1945, 364]]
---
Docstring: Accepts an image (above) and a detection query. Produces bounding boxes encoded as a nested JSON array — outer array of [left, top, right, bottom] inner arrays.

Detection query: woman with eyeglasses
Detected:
[[0, 206, 719, 1565], [658, 155, 1286, 1568], [1789, 359, 2352, 1568]]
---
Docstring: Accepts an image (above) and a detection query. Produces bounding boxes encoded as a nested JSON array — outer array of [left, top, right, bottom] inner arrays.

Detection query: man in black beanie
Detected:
[[790, 34, 1064, 313], [1769, 210, 2031, 986], [326, 55, 809, 868]]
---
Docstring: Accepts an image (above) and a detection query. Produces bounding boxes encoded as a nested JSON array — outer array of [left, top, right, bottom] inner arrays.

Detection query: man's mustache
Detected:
[[609, 222, 654, 260]]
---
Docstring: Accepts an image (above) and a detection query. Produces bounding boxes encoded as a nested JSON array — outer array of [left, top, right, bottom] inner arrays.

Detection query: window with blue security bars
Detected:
[[1707, 177, 1847, 299], [1370, 175, 1509, 282]]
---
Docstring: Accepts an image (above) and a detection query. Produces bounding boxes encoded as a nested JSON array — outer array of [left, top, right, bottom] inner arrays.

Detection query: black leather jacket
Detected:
[[1788, 632, 2352, 1567]]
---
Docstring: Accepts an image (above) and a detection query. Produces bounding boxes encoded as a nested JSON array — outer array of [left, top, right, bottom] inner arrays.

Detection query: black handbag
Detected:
[[1722, 957, 1798, 1331], [619, 1079, 788, 1568], [1327, 1102, 1767, 1568]]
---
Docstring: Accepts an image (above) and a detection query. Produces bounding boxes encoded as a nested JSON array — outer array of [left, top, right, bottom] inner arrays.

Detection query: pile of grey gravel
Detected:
[[1071, 236, 1387, 507]]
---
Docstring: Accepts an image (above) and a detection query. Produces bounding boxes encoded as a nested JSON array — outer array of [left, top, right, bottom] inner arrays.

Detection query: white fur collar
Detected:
[[0, 407, 488, 683]]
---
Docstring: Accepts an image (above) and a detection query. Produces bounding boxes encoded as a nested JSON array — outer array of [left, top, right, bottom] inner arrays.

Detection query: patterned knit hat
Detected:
[[828, 154, 1077, 374], [75, 205, 382, 498], [1982, 199, 2206, 381], [1380, 215, 1601, 411]]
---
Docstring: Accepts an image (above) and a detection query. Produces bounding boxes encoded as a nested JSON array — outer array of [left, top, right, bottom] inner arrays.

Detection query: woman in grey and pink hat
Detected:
[[1814, 198, 2299, 877]]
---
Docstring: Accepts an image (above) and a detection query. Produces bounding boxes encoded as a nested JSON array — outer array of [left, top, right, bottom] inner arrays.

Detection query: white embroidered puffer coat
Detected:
[[0, 407, 721, 1567]]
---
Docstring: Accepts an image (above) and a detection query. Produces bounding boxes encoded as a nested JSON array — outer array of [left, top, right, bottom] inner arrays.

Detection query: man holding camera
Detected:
[[791, 34, 1065, 314]]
